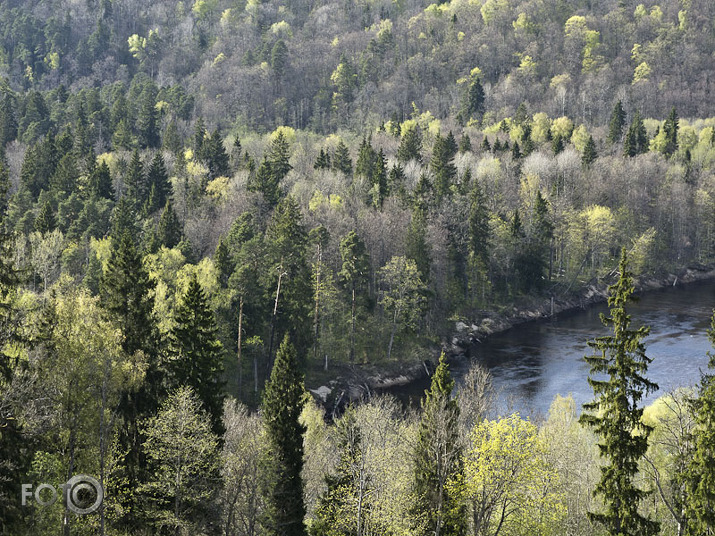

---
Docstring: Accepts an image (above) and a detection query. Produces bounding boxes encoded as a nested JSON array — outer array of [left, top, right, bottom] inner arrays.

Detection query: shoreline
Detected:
[[308, 265, 715, 411]]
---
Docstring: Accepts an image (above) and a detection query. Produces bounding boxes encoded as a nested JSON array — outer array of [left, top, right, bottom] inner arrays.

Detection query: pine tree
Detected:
[[248, 156, 281, 207], [686, 311, 715, 535], [355, 136, 377, 179], [145, 152, 170, 213], [607, 101, 627, 144], [582, 135, 598, 168], [137, 85, 160, 149], [332, 139, 353, 176], [579, 249, 660, 536], [125, 149, 146, 210], [260, 335, 307, 536], [88, 160, 115, 200], [339, 230, 370, 363], [205, 129, 231, 178], [267, 131, 293, 184], [100, 231, 161, 532], [624, 110, 648, 157], [313, 148, 331, 170], [34, 200, 56, 235], [459, 75, 484, 124], [168, 274, 225, 433], [431, 133, 458, 200], [156, 200, 182, 248], [397, 125, 423, 163], [411, 352, 467, 536], [663, 107, 679, 158]]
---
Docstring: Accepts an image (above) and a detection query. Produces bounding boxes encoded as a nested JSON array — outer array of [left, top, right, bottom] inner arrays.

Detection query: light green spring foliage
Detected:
[[461, 413, 566, 536]]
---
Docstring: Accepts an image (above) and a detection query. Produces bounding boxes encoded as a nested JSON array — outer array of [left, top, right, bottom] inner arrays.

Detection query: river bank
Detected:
[[307, 264, 715, 413]]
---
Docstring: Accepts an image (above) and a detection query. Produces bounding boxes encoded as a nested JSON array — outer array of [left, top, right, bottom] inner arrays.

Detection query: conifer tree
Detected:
[[431, 133, 458, 200], [339, 230, 370, 362], [411, 352, 467, 536], [686, 311, 715, 535], [663, 107, 679, 158], [267, 130, 293, 184], [313, 148, 331, 170], [397, 125, 423, 163], [168, 274, 225, 433], [372, 148, 388, 208], [205, 129, 231, 178], [145, 152, 170, 214], [355, 136, 377, 179], [332, 139, 353, 176], [582, 135, 598, 168], [608, 101, 626, 144], [156, 200, 182, 248], [406, 206, 431, 282], [552, 134, 564, 155], [623, 110, 648, 157], [260, 335, 307, 536], [88, 160, 115, 200], [125, 149, 146, 209], [137, 85, 160, 149], [459, 75, 485, 124], [459, 134, 472, 154], [34, 200, 56, 235], [579, 249, 660, 536], [248, 156, 281, 207], [162, 119, 182, 154]]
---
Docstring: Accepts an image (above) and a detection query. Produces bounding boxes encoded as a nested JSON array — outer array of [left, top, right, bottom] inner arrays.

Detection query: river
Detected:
[[394, 279, 715, 418]]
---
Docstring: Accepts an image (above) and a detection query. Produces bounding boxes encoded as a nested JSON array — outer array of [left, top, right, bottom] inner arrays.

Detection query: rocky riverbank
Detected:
[[308, 264, 715, 414]]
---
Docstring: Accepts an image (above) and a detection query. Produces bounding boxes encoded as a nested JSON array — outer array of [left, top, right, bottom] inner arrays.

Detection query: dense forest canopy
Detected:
[[0, 0, 715, 534]]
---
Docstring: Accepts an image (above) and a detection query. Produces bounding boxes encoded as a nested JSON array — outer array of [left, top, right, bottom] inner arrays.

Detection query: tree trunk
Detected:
[[266, 269, 284, 367], [350, 285, 356, 362]]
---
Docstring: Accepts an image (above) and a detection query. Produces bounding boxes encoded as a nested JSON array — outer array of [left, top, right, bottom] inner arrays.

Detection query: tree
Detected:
[[125, 149, 147, 210], [406, 207, 431, 282], [608, 101, 626, 144], [168, 274, 225, 433], [379, 256, 427, 360], [156, 200, 183, 249], [459, 75, 485, 124], [141, 386, 220, 536], [145, 152, 171, 214], [332, 139, 353, 176], [88, 160, 115, 200], [314, 148, 331, 170], [686, 311, 715, 535], [432, 133, 458, 200], [662, 107, 679, 158], [205, 129, 231, 178], [582, 135, 597, 168], [34, 200, 56, 235], [579, 249, 660, 536], [339, 230, 370, 362], [623, 110, 648, 157], [267, 131, 293, 184], [355, 137, 377, 180], [397, 125, 423, 163], [137, 85, 160, 149], [260, 335, 307, 536], [371, 149, 388, 208], [411, 352, 467, 536], [463, 414, 565, 536], [249, 156, 281, 207]]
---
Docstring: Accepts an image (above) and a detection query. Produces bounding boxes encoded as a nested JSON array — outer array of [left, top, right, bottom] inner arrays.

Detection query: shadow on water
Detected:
[[385, 279, 715, 417]]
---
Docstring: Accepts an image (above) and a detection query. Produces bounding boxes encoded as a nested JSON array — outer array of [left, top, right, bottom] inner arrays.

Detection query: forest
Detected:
[[0, 0, 714, 534]]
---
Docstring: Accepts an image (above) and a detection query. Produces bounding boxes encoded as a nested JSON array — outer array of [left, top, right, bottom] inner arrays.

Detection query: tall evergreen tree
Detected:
[[372, 148, 388, 208], [582, 134, 598, 168], [623, 110, 648, 157], [332, 139, 353, 176], [339, 230, 370, 363], [459, 75, 485, 124], [686, 311, 715, 535], [88, 159, 115, 200], [397, 125, 423, 163], [34, 200, 56, 235], [406, 206, 431, 282], [267, 131, 293, 184], [431, 133, 458, 200], [260, 335, 307, 536], [156, 200, 182, 248], [168, 274, 225, 433], [355, 136, 377, 179], [313, 148, 331, 170], [608, 101, 627, 144], [411, 352, 467, 536], [663, 107, 679, 158], [125, 149, 146, 209], [205, 129, 231, 178], [248, 156, 281, 207], [579, 249, 660, 536], [145, 152, 170, 214], [100, 231, 161, 532], [137, 85, 160, 149]]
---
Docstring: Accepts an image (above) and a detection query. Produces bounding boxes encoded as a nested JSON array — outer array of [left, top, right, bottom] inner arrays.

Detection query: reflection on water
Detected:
[[395, 280, 715, 417]]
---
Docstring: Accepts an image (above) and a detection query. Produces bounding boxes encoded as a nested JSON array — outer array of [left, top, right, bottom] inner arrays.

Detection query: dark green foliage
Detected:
[[480, 136, 491, 152], [552, 134, 564, 155], [88, 160, 115, 200], [50, 152, 79, 195], [162, 119, 182, 154], [332, 139, 353, 176], [267, 131, 293, 184], [21, 133, 58, 199], [260, 335, 307, 536], [686, 311, 715, 535], [0, 91, 18, 147], [156, 200, 182, 249], [271, 39, 289, 78], [459, 75, 485, 124], [314, 148, 331, 170], [110, 196, 138, 243], [431, 132, 458, 200], [137, 85, 160, 149], [511, 140, 522, 160], [34, 200, 56, 235], [397, 126, 423, 163], [168, 274, 225, 433], [144, 152, 171, 214], [411, 352, 467, 536], [339, 230, 370, 362], [663, 107, 679, 158], [582, 135, 597, 168], [372, 148, 388, 208], [579, 249, 660, 536], [355, 136, 377, 179], [607, 101, 626, 144], [248, 156, 281, 207], [205, 129, 231, 178], [624, 111, 648, 157], [459, 133, 472, 153], [125, 149, 147, 210]]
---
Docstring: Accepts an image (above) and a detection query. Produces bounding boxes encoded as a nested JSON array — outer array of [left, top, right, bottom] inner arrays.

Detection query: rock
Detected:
[[455, 321, 469, 332]]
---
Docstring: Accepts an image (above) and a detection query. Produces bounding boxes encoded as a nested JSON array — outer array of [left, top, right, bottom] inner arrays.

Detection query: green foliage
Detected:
[[260, 335, 307, 536], [579, 249, 660, 536]]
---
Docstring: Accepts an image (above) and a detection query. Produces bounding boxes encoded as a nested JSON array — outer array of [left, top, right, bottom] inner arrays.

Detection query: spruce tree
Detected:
[[431, 133, 458, 200], [34, 200, 56, 235], [460, 75, 485, 124], [313, 148, 331, 170], [156, 200, 182, 248], [411, 352, 467, 536], [397, 125, 423, 163], [125, 149, 146, 210], [624, 111, 648, 157], [663, 107, 679, 158], [168, 274, 225, 433], [339, 230, 370, 363], [686, 311, 715, 535], [332, 139, 353, 176], [582, 135, 598, 168], [608, 101, 626, 144], [137, 85, 160, 149], [406, 206, 431, 282], [260, 335, 307, 536], [372, 148, 388, 208], [267, 130, 293, 183], [579, 249, 660, 536], [355, 136, 377, 179], [459, 133, 472, 153], [88, 160, 115, 200], [145, 152, 170, 214], [480, 136, 491, 152], [248, 156, 281, 207], [205, 129, 231, 178]]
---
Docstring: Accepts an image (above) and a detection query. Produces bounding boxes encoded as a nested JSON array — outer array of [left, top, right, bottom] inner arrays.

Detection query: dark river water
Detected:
[[394, 279, 715, 418]]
